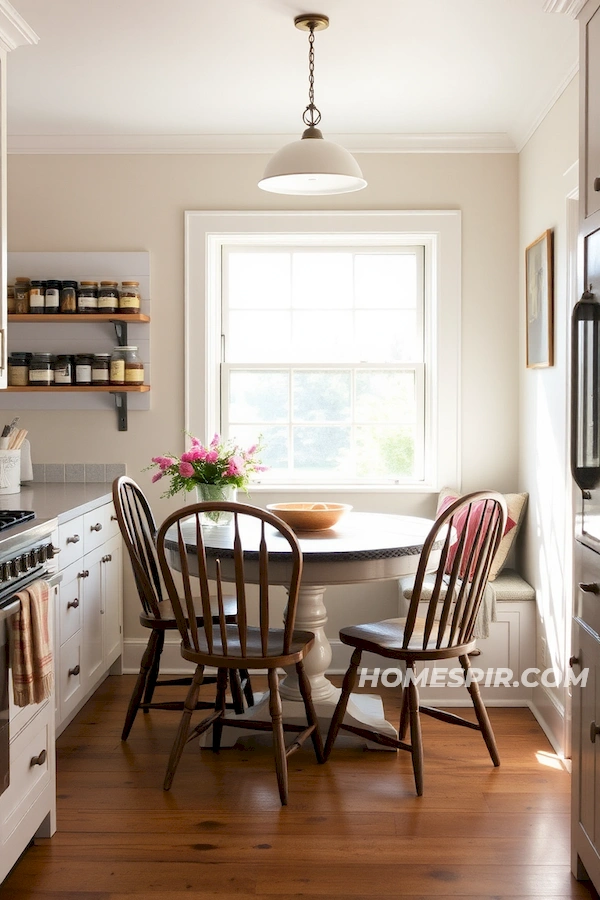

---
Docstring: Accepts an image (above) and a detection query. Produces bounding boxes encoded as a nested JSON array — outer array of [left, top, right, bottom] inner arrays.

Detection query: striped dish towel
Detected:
[[9, 579, 54, 706]]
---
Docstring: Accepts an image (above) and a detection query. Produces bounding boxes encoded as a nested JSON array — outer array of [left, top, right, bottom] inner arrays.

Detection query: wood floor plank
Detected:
[[0, 674, 597, 900]]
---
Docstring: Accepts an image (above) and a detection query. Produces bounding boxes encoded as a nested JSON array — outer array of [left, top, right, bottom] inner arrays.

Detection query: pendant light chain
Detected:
[[303, 25, 322, 128]]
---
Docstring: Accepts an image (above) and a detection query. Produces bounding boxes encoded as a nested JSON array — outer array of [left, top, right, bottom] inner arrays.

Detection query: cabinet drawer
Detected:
[[1, 713, 51, 841], [105, 501, 121, 541], [58, 632, 83, 723], [576, 541, 600, 638], [57, 516, 84, 569], [57, 562, 82, 646], [83, 507, 108, 554]]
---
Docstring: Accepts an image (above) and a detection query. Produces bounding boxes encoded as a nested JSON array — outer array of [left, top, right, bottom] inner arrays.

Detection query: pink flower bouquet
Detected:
[[146, 433, 266, 499]]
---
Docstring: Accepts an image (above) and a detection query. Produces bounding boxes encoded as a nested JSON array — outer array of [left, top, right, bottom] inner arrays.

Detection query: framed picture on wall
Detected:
[[525, 229, 554, 368]]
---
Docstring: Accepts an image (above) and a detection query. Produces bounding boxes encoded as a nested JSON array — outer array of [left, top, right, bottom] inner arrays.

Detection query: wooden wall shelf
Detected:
[[5, 385, 150, 393], [8, 314, 150, 323]]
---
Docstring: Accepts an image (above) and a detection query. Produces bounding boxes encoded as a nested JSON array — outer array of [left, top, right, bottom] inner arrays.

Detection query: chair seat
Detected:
[[180, 625, 316, 669], [339, 617, 475, 660], [140, 595, 238, 630]]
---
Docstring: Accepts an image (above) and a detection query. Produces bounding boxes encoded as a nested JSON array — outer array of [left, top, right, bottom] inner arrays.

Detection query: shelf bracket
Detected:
[[112, 320, 128, 346], [111, 391, 128, 431]]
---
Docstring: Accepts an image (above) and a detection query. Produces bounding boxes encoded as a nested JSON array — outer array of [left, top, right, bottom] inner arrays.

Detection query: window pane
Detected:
[[356, 425, 415, 479], [292, 253, 353, 309], [229, 370, 289, 422], [228, 311, 291, 362], [228, 252, 291, 309], [293, 426, 352, 470], [355, 254, 417, 309], [227, 424, 289, 471], [293, 371, 351, 422], [355, 371, 416, 424], [292, 311, 354, 361], [355, 310, 418, 362]]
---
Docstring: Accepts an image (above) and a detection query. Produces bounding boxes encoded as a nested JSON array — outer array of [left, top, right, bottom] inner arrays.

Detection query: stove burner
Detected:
[[0, 511, 35, 532]]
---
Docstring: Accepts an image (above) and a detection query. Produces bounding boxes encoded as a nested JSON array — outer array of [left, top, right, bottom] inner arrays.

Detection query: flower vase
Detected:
[[195, 483, 237, 526]]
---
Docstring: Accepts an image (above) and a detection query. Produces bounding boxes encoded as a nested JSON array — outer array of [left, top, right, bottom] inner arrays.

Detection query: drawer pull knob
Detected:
[[78, 570, 89, 579], [569, 655, 580, 667], [102, 554, 112, 563], [66, 535, 80, 545], [90, 523, 103, 532], [579, 582, 600, 594], [68, 664, 80, 677], [67, 597, 80, 609], [591, 721, 600, 743], [594, 177, 600, 192], [30, 749, 47, 767]]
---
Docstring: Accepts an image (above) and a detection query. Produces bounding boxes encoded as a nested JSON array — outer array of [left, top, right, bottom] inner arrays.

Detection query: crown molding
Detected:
[[7, 131, 517, 155], [515, 61, 578, 151], [0, 0, 38, 52], [542, 0, 586, 16]]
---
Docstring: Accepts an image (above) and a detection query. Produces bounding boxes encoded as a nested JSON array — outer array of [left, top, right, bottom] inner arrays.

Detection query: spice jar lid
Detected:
[[93, 353, 111, 359], [121, 280, 140, 286], [80, 281, 98, 286], [117, 346, 138, 351], [100, 281, 118, 287]]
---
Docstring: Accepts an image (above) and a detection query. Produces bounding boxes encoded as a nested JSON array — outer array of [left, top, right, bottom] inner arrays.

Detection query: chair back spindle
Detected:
[[113, 476, 165, 618], [157, 502, 303, 663], [403, 491, 507, 653]]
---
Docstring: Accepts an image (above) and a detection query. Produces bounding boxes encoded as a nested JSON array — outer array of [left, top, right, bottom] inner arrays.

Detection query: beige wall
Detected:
[[519, 75, 579, 754], [6, 149, 520, 662]]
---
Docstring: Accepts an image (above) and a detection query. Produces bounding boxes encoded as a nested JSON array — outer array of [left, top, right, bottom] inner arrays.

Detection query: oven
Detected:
[[0, 512, 58, 798]]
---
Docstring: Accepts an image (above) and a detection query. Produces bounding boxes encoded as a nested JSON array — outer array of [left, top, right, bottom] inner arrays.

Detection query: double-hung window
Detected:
[[186, 211, 460, 492]]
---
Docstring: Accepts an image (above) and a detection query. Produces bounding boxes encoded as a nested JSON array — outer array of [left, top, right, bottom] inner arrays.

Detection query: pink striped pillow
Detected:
[[437, 491, 521, 580]]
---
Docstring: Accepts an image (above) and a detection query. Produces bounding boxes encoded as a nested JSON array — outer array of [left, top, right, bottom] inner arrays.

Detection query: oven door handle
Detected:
[[0, 599, 20, 622]]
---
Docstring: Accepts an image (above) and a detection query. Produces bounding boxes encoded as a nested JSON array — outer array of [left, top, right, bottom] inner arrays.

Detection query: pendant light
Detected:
[[258, 14, 367, 196]]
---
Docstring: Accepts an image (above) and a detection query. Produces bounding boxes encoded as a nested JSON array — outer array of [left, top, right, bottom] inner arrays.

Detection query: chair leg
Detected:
[[268, 669, 289, 805], [296, 660, 324, 763], [121, 629, 160, 740], [229, 669, 245, 715], [163, 665, 205, 791], [398, 685, 410, 740], [241, 669, 254, 707], [460, 654, 500, 766], [212, 668, 229, 753], [324, 648, 362, 760], [142, 630, 165, 710], [407, 673, 424, 796]]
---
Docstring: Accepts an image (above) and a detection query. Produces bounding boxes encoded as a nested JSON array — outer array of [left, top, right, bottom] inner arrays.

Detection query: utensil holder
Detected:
[[0, 450, 21, 495]]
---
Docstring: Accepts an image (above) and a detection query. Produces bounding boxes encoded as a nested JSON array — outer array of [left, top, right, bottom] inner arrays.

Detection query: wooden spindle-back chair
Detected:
[[324, 490, 507, 795], [113, 477, 253, 741], [156, 501, 324, 805]]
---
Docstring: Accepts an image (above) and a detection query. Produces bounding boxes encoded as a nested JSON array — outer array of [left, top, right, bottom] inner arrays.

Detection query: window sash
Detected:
[[221, 362, 425, 484]]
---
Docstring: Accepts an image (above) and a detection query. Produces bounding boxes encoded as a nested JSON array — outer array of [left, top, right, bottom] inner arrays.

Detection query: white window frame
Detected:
[[185, 210, 461, 493]]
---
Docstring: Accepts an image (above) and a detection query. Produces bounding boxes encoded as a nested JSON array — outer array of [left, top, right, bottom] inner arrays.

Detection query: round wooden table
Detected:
[[167, 511, 437, 745]]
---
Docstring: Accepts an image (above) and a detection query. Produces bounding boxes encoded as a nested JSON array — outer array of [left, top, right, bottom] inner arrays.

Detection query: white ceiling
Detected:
[[5, 0, 581, 154]]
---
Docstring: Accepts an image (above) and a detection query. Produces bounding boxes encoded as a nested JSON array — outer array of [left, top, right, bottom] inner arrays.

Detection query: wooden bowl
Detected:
[[266, 502, 352, 532]]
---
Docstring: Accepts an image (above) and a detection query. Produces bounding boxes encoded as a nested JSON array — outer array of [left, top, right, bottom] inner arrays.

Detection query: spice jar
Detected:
[[92, 353, 111, 384], [74, 353, 93, 385], [60, 280, 77, 313], [8, 352, 31, 386], [77, 281, 98, 313], [119, 281, 141, 314], [54, 354, 74, 385], [29, 352, 55, 385], [14, 278, 30, 315], [98, 281, 119, 314], [110, 347, 126, 385], [123, 346, 144, 384], [45, 279, 61, 313], [6, 285, 15, 315], [28, 280, 45, 315]]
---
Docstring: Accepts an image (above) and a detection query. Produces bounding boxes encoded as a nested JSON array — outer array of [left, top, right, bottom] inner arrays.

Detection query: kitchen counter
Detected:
[[0, 483, 112, 558]]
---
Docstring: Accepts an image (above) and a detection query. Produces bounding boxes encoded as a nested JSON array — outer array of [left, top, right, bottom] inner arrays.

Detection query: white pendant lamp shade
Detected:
[[259, 128, 366, 196], [258, 14, 367, 197]]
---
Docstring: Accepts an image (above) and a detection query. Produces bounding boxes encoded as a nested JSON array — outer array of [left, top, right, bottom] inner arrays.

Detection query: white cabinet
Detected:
[[54, 500, 123, 736], [581, 0, 600, 226]]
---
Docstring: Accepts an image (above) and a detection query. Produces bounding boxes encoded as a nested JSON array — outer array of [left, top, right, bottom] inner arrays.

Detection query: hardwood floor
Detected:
[[1, 674, 598, 900]]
